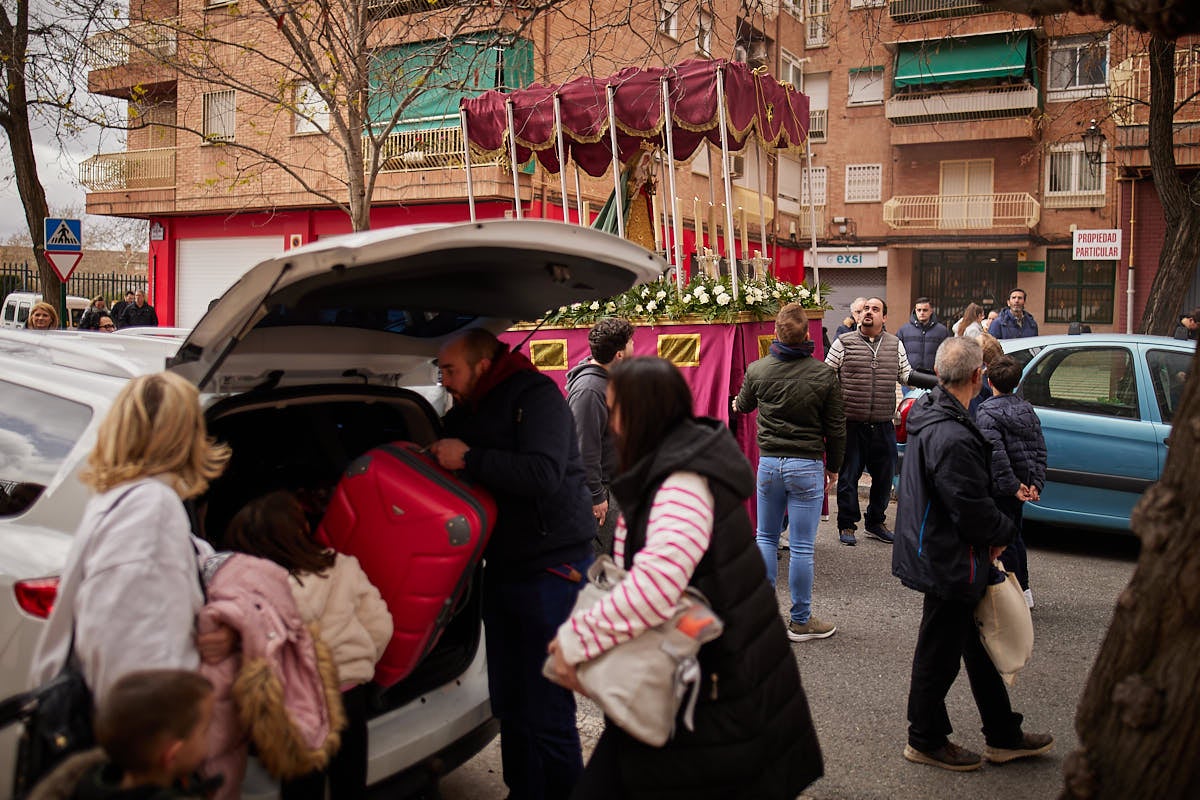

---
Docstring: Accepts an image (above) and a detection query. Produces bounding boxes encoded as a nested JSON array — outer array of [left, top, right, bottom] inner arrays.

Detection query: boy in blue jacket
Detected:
[[976, 356, 1046, 608]]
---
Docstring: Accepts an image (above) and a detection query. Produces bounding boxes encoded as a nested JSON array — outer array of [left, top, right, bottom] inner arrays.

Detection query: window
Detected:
[[847, 67, 883, 105], [1147, 349, 1191, 423], [658, 0, 680, 39], [845, 164, 881, 203], [849, 0, 886, 6], [697, 10, 713, 56], [1045, 143, 1104, 207], [1046, 250, 1116, 325], [0, 381, 93, 516], [782, 0, 801, 19], [1023, 346, 1138, 419], [202, 90, 236, 142], [806, 0, 829, 47], [294, 82, 330, 135], [1049, 35, 1107, 98], [780, 50, 805, 91], [801, 166, 827, 205], [805, 72, 829, 141]]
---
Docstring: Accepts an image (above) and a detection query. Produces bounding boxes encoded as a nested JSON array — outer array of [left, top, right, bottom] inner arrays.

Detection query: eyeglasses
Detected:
[[99, 324, 116, 330]]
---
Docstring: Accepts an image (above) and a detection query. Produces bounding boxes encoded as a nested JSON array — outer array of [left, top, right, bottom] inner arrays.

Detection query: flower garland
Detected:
[[542, 274, 831, 326]]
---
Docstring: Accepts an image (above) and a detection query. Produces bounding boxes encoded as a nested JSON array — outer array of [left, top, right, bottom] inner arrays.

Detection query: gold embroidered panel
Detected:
[[658, 333, 701, 366], [530, 339, 569, 370], [758, 335, 773, 359]]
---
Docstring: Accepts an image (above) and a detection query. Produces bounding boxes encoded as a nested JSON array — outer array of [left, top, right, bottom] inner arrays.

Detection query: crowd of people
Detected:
[[27, 286, 1060, 800], [23, 289, 156, 332]]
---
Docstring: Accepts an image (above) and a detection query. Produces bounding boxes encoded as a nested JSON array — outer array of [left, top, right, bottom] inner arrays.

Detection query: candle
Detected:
[[693, 197, 703, 253], [739, 207, 748, 258]]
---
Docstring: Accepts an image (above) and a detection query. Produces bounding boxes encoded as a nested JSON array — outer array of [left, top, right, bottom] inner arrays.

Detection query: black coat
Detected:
[[601, 418, 823, 800], [565, 360, 616, 505], [892, 387, 1018, 601], [119, 302, 158, 328]]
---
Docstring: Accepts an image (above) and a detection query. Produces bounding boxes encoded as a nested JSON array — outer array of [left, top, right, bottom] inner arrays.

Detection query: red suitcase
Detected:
[[316, 442, 496, 687]]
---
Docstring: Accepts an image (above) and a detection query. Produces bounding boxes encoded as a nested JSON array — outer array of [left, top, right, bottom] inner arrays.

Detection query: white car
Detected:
[[0, 220, 665, 798]]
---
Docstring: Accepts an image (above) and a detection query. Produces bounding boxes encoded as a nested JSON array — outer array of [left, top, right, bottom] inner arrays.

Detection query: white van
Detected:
[[0, 292, 91, 329]]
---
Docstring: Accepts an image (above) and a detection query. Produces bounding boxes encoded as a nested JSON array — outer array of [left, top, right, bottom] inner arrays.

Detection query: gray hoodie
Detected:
[[566, 359, 616, 504]]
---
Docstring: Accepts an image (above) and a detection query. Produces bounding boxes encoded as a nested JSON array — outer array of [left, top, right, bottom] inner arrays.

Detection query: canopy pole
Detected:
[[715, 65, 739, 300], [553, 94, 570, 223], [459, 108, 476, 223], [573, 165, 585, 226], [660, 75, 684, 294], [605, 84, 625, 239], [755, 143, 768, 268], [505, 98, 523, 220], [806, 141, 820, 302]]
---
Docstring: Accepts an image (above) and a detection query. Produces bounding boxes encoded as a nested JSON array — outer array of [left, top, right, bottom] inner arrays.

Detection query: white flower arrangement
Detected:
[[542, 274, 831, 325]]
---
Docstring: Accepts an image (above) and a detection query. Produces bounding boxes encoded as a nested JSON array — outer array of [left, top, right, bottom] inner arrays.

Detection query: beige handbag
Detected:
[[975, 561, 1034, 686], [543, 556, 724, 746]]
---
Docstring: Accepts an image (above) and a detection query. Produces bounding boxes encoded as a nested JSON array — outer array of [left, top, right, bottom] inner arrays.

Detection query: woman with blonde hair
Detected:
[[955, 303, 985, 339], [30, 371, 234, 703], [26, 301, 58, 330]]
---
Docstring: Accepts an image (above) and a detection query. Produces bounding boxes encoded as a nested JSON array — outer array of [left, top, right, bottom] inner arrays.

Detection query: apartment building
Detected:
[[80, 0, 1196, 332]]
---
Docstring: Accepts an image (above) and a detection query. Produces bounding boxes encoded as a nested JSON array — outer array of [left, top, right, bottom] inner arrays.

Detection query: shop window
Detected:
[[1046, 250, 1115, 325]]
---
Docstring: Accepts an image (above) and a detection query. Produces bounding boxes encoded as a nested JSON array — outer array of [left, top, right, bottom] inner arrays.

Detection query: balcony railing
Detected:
[[808, 108, 827, 142], [80, 148, 175, 191], [888, 0, 987, 21], [806, 14, 830, 48], [883, 192, 1039, 229], [86, 21, 177, 70], [1043, 190, 1107, 210], [366, 0, 459, 18], [886, 84, 1038, 125], [372, 124, 505, 172], [1110, 49, 1200, 127]]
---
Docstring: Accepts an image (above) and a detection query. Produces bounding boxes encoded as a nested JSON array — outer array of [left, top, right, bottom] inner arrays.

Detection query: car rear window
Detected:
[[0, 381, 93, 516]]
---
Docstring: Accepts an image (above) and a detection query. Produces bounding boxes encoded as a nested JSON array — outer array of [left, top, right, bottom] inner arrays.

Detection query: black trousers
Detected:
[[836, 420, 895, 531], [996, 496, 1030, 591], [906, 592, 1024, 752], [281, 682, 370, 800]]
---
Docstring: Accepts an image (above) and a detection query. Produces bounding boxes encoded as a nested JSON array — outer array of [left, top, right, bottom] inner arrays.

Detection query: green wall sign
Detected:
[[1017, 260, 1045, 273]]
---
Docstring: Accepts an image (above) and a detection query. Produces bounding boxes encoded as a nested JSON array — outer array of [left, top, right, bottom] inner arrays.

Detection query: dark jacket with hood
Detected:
[[603, 417, 823, 800], [895, 313, 950, 374], [28, 749, 211, 800], [987, 307, 1038, 340], [442, 346, 594, 577], [565, 359, 617, 505], [976, 393, 1047, 497], [892, 386, 1019, 601], [733, 340, 846, 471]]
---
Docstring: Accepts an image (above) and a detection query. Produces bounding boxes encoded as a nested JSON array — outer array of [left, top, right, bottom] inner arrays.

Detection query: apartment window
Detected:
[[1049, 35, 1108, 98], [1045, 143, 1104, 207], [1046, 250, 1115, 325], [801, 166, 827, 205], [805, 72, 829, 141], [845, 164, 881, 203], [697, 10, 713, 56], [806, 0, 829, 48], [849, 0, 886, 7], [782, 0, 801, 19], [294, 82, 330, 135], [202, 90, 235, 142], [658, 0, 680, 39], [847, 67, 883, 106]]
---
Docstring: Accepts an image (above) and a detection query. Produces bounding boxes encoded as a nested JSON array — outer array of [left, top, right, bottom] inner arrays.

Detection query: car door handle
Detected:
[[1164, 437, 1171, 446]]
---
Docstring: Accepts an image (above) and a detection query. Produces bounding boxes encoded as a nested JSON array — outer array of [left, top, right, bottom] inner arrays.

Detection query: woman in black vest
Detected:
[[548, 357, 823, 800]]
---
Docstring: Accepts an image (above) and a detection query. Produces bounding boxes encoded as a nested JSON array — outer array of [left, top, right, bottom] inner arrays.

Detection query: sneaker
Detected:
[[1024, 588, 1034, 608], [865, 524, 895, 544], [903, 742, 983, 772], [787, 617, 836, 642], [984, 732, 1054, 764], [838, 528, 858, 546]]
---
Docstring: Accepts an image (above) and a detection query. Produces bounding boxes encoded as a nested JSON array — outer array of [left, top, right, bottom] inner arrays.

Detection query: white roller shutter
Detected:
[[820, 268, 886, 340], [176, 236, 285, 329]]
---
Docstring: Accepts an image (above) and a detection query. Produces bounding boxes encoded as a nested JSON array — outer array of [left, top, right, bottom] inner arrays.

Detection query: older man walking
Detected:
[[892, 336, 1052, 771]]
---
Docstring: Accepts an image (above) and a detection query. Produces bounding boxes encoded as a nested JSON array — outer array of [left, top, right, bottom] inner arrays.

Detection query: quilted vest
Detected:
[[836, 331, 902, 422]]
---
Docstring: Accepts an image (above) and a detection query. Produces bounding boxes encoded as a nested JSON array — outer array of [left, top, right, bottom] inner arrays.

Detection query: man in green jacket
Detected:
[[734, 303, 846, 641]]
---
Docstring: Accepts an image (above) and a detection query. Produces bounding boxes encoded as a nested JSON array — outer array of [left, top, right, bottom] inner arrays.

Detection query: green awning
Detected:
[[894, 33, 1031, 88]]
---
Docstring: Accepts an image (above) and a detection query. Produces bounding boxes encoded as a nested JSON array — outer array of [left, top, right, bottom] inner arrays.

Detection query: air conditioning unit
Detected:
[[728, 154, 745, 178]]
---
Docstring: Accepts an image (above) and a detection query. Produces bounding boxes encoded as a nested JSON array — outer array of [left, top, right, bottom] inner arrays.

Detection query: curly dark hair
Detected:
[[588, 317, 635, 364]]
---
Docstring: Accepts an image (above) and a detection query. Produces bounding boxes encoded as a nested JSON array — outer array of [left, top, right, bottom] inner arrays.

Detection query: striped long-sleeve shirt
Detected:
[[556, 471, 714, 666]]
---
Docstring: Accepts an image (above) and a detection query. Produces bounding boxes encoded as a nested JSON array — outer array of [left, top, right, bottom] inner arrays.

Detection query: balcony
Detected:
[[373, 125, 506, 172], [366, 0, 458, 18], [808, 108, 827, 142], [79, 148, 175, 191], [886, 84, 1038, 125], [888, 0, 987, 22], [883, 192, 1039, 229], [86, 21, 176, 69], [781, 206, 826, 240]]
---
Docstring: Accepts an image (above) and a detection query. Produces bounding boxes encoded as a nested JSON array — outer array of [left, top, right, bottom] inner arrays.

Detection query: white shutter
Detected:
[[176, 236, 285, 329]]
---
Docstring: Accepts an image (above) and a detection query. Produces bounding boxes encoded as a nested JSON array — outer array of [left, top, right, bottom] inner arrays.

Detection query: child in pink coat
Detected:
[[225, 491, 393, 800]]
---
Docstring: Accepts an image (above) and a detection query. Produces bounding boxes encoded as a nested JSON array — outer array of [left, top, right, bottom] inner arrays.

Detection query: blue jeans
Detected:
[[755, 456, 824, 624], [482, 556, 592, 800]]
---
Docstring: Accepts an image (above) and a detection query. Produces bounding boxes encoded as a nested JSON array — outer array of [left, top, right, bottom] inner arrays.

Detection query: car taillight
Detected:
[[14, 577, 60, 619], [896, 397, 916, 444]]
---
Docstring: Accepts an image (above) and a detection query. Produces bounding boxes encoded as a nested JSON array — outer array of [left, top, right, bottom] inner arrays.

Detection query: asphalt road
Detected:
[[432, 506, 1139, 800]]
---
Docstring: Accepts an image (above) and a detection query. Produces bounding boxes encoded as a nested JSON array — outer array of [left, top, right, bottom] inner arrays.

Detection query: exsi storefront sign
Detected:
[[1072, 229, 1122, 261], [812, 248, 887, 269]]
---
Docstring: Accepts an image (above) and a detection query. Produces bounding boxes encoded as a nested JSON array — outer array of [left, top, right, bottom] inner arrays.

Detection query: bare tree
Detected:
[[982, 0, 1200, 39]]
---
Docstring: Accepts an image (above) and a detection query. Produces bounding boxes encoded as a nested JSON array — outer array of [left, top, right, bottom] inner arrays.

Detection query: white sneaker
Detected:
[[1023, 588, 1034, 609]]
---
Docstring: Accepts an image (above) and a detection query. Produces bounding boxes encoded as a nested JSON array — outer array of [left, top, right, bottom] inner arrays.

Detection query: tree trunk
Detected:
[[1137, 37, 1200, 335]]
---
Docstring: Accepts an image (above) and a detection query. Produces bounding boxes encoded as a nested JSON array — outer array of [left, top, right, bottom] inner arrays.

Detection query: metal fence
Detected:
[[0, 261, 147, 303]]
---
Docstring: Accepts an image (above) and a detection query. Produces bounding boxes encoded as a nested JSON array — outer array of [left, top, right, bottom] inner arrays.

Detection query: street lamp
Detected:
[[1081, 119, 1106, 166]]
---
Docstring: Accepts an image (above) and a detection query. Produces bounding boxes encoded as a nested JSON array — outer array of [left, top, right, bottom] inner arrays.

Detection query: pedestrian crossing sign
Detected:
[[44, 218, 82, 252]]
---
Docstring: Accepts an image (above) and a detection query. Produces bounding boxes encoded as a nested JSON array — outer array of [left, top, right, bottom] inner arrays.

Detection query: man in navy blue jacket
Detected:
[[988, 288, 1039, 340], [432, 328, 594, 800], [896, 297, 950, 377], [892, 336, 1052, 772]]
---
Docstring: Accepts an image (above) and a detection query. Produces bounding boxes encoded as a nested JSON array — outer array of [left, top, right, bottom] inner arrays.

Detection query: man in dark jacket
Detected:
[[431, 328, 594, 800], [118, 290, 159, 328], [109, 290, 135, 328], [895, 297, 950, 376], [987, 288, 1038, 340], [892, 336, 1053, 772], [566, 318, 634, 556], [1173, 308, 1200, 340]]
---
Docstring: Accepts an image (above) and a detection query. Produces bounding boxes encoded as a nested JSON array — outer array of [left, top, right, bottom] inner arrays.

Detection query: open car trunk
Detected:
[[199, 385, 480, 712]]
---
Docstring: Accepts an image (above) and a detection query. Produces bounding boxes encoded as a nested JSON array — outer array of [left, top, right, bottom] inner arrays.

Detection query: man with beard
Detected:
[[987, 289, 1038, 340], [430, 328, 593, 800]]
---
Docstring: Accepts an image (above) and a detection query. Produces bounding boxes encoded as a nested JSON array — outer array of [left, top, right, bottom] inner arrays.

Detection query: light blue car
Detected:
[[896, 333, 1194, 533]]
